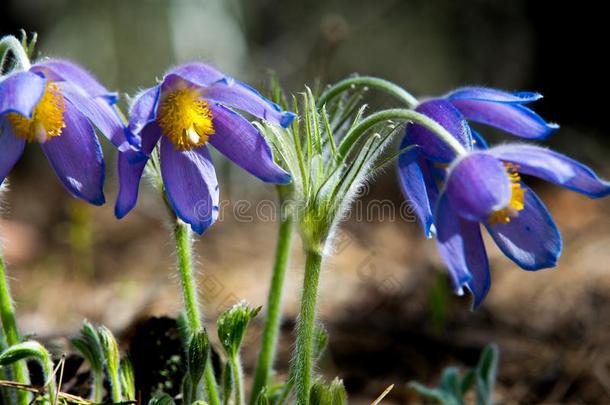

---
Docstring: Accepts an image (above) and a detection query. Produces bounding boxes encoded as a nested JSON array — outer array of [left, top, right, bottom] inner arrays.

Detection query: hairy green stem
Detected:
[[40, 351, 57, 403], [174, 222, 201, 331], [173, 221, 220, 405], [250, 212, 294, 403], [0, 248, 31, 405], [0, 330, 12, 403], [92, 370, 104, 403], [317, 76, 419, 109], [339, 108, 467, 160], [109, 366, 122, 403], [0, 35, 31, 73], [293, 249, 323, 405], [231, 356, 244, 405]]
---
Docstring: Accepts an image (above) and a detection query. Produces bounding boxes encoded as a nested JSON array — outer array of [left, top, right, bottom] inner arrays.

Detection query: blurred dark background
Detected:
[[2, 0, 610, 403]]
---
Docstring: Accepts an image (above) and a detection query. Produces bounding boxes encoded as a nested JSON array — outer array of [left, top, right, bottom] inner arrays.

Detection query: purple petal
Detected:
[[489, 144, 610, 198], [204, 79, 295, 127], [160, 137, 219, 234], [446, 152, 511, 222], [32, 59, 110, 98], [168, 62, 225, 87], [448, 96, 558, 139], [0, 119, 26, 184], [462, 222, 491, 309], [159, 73, 194, 95], [57, 82, 132, 149], [115, 123, 162, 218], [128, 86, 161, 135], [486, 186, 562, 270], [406, 99, 472, 163], [115, 154, 146, 219], [435, 194, 490, 308], [447, 87, 543, 104], [41, 101, 105, 205], [0, 71, 46, 117], [208, 103, 291, 184], [397, 139, 438, 238]]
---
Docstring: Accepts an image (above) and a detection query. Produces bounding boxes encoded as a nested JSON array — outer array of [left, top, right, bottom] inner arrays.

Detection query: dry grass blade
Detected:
[[371, 384, 394, 405], [51, 354, 66, 405], [0, 380, 137, 404]]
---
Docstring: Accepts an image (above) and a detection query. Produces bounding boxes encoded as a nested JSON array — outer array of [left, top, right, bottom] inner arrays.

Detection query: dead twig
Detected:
[[0, 379, 136, 404], [371, 384, 394, 405]]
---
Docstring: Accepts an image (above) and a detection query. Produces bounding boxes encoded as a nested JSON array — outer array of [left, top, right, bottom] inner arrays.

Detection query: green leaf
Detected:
[[0, 341, 48, 365], [475, 344, 499, 405], [70, 320, 104, 373], [255, 387, 271, 405], [439, 367, 463, 401], [313, 324, 329, 362], [97, 326, 120, 374], [148, 392, 176, 405], [407, 381, 459, 405], [97, 325, 123, 401], [120, 356, 136, 401], [460, 369, 476, 394], [328, 377, 348, 405]]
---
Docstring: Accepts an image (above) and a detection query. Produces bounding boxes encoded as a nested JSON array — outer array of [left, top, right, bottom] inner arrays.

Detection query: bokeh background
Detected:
[[1, 0, 609, 403]]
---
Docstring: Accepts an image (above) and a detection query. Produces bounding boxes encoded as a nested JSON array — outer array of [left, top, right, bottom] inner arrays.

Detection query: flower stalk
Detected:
[[0, 38, 35, 405], [293, 248, 323, 405], [173, 221, 220, 405], [174, 222, 201, 331], [250, 192, 294, 403], [230, 355, 244, 405], [0, 248, 31, 405], [340, 108, 467, 160], [317, 76, 419, 109]]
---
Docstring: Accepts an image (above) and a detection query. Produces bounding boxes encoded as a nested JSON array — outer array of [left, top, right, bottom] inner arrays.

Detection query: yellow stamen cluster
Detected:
[[488, 163, 526, 225], [157, 87, 215, 151], [7, 83, 66, 143]]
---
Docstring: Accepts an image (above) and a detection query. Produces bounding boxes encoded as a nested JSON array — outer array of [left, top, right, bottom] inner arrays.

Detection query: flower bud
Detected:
[[217, 301, 261, 358], [309, 377, 347, 405], [187, 330, 210, 388]]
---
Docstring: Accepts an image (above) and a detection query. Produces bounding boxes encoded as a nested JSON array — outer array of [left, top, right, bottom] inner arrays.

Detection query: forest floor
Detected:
[[3, 175, 610, 404]]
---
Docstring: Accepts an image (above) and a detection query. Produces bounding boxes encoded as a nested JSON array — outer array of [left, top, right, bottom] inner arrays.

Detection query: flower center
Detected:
[[7, 82, 66, 143], [157, 87, 215, 151], [488, 163, 526, 225]]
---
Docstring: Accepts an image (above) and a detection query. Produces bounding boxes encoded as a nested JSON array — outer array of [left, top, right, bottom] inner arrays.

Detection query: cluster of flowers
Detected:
[[0, 60, 294, 233], [1, 58, 609, 308]]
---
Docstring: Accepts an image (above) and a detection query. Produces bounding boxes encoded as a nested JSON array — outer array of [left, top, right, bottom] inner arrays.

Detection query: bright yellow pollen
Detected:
[[7, 83, 65, 143], [157, 87, 215, 151], [488, 163, 526, 225]]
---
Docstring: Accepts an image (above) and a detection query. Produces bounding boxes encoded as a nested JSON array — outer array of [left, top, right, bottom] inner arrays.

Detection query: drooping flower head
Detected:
[[0, 59, 129, 204], [116, 63, 295, 234], [435, 145, 610, 307], [398, 87, 559, 238], [397, 87, 610, 307]]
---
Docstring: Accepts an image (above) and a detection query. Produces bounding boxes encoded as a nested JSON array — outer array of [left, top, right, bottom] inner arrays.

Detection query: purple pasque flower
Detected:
[[0, 59, 129, 205], [398, 87, 559, 238], [115, 62, 295, 234], [435, 144, 610, 308]]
